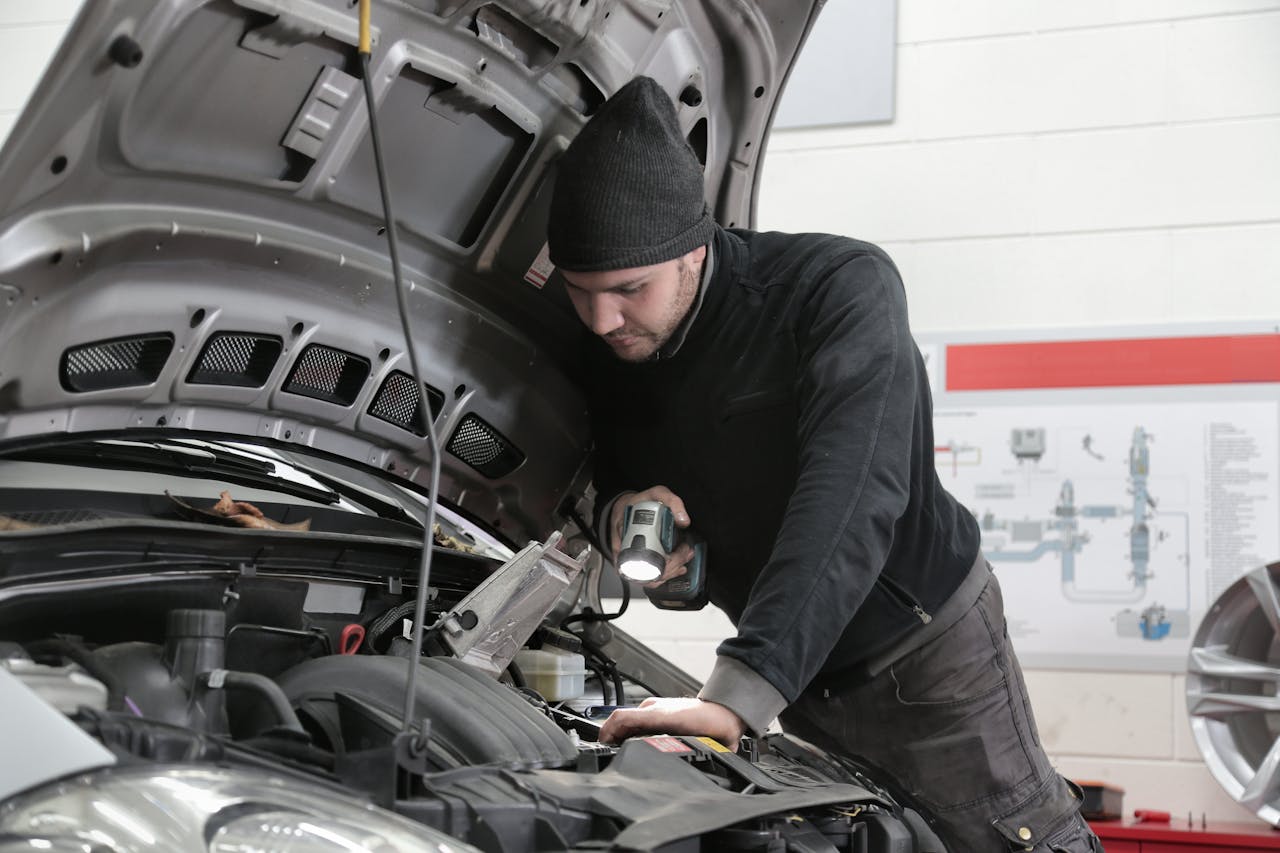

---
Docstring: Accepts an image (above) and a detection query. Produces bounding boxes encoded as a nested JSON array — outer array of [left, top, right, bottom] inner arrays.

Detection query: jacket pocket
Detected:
[[993, 778, 1095, 851], [889, 591, 1005, 705], [875, 574, 933, 625]]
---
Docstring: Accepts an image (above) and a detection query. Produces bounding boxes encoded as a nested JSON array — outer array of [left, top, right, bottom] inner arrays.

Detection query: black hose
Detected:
[[201, 669, 305, 735], [606, 662, 626, 707], [505, 659, 526, 689], [585, 660, 611, 704], [563, 628, 659, 705], [26, 637, 125, 712], [612, 668, 661, 698]]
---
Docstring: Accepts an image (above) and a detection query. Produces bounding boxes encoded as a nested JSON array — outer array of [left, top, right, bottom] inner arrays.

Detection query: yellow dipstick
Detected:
[[358, 0, 372, 55]]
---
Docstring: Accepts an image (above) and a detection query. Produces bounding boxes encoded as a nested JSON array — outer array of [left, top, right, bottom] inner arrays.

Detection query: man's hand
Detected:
[[609, 486, 692, 585], [597, 697, 746, 750]]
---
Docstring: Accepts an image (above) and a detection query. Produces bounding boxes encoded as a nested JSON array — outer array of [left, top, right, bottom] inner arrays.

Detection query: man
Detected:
[[547, 76, 1099, 852]]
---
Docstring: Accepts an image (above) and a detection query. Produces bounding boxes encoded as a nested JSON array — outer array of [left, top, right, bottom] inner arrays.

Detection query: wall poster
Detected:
[[920, 324, 1280, 671]]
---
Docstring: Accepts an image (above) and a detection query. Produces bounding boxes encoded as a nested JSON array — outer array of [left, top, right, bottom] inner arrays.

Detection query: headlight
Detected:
[[0, 766, 479, 853]]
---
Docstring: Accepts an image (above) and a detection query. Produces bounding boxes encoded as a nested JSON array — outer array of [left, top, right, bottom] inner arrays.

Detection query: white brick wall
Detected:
[[0, 0, 79, 127], [3, 0, 1278, 827]]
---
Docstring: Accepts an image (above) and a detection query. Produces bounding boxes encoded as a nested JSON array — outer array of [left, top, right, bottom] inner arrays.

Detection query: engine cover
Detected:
[[277, 655, 577, 770]]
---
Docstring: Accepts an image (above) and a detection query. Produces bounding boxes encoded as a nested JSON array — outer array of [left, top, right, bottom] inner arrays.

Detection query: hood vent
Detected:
[[60, 334, 175, 393], [447, 413, 525, 478], [283, 344, 370, 406], [369, 371, 446, 435], [187, 332, 283, 387]]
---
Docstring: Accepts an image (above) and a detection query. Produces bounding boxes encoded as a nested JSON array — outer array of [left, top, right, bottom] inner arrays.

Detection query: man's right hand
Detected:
[[599, 697, 745, 749], [610, 486, 693, 587]]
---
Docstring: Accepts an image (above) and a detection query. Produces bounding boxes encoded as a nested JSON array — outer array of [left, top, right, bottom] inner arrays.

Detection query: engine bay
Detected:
[[0, 524, 936, 852]]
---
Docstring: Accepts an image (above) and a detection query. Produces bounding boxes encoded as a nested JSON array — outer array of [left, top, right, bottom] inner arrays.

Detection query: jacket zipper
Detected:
[[876, 574, 933, 624]]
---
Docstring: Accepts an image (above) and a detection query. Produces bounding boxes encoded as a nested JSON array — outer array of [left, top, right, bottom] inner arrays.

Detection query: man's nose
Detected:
[[589, 295, 624, 336]]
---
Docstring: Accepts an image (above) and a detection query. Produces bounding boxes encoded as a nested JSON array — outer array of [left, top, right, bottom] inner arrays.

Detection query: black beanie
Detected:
[[547, 76, 714, 273]]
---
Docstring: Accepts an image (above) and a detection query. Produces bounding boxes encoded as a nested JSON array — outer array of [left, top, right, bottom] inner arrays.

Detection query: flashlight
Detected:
[[617, 500, 672, 582], [616, 500, 708, 610]]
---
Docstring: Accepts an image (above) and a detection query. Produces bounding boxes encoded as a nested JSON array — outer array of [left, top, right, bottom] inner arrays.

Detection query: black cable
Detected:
[[367, 600, 416, 648], [559, 504, 631, 627], [560, 581, 630, 629], [359, 33, 442, 732], [516, 686, 549, 711], [606, 661, 625, 707], [562, 503, 609, 560], [584, 660, 611, 705], [567, 627, 634, 705], [611, 668, 661, 699], [561, 624, 663, 703]]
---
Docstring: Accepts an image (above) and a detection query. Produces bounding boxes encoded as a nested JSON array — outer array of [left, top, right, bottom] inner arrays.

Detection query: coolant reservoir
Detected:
[[1, 658, 108, 713], [514, 647, 586, 702]]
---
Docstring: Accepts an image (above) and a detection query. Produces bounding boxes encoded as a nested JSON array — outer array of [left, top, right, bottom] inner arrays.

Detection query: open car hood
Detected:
[[0, 0, 824, 543]]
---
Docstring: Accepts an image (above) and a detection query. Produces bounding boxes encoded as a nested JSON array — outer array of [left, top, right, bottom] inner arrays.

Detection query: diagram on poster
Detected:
[[933, 401, 1280, 669]]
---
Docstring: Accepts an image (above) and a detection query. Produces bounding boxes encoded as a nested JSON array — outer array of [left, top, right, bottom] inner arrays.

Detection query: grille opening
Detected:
[[369, 371, 446, 434], [187, 333, 283, 388], [447, 413, 525, 479], [60, 334, 175, 393], [4, 508, 129, 526], [283, 344, 370, 406]]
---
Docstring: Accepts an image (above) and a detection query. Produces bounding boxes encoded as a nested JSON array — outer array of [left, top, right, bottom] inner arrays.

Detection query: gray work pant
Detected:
[[781, 568, 1100, 852]]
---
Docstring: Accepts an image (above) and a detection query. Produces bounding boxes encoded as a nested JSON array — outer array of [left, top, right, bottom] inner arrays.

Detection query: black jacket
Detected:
[[585, 226, 980, 703]]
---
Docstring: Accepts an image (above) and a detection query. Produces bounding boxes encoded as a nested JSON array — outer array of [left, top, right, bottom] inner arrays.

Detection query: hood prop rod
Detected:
[[359, 0, 443, 743]]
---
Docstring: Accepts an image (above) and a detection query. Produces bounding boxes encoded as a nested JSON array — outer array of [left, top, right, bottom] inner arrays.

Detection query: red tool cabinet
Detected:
[[1090, 819, 1280, 851]]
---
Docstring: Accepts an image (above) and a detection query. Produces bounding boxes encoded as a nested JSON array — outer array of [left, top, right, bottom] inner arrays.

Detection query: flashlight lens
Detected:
[[619, 559, 661, 582]]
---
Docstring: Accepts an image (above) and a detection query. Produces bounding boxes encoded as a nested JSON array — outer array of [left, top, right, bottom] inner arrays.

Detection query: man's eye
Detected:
[[619, 285, 643, 295]]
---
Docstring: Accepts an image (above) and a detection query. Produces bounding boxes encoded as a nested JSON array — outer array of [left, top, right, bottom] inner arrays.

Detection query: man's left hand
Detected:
[[598, 697, 746, 750]]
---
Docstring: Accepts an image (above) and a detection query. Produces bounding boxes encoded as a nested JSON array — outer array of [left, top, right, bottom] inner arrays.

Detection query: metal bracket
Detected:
[[333, 694, 431, 807], [282, 66, 359, 159], [394, 720, 432, 776], [438, 531, 587, 675]]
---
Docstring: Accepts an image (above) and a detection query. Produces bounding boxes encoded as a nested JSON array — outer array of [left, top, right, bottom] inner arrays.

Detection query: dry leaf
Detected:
[[433, 523, 477, 553], [167, 490, 311, 532]]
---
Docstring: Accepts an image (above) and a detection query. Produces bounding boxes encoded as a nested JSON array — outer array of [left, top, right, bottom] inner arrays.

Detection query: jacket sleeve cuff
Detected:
[[595, 491, 634, 559], [698, 655, 788, 737]]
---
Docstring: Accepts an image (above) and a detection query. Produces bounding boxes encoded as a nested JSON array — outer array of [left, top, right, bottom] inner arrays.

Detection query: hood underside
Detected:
[[0, 0, 823, 542]]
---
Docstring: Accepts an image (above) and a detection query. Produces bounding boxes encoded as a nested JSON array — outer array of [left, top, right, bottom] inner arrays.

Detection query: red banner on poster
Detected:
[[946, 334, 1280, 391]]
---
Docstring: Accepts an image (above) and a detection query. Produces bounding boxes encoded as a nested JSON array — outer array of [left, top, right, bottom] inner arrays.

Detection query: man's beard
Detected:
[[605, 259, 699, 363]]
